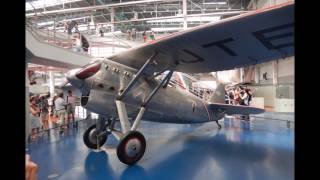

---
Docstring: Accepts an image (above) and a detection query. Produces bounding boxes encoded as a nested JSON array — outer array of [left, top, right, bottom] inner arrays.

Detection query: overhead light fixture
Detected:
[[203, 1, 227, 5]]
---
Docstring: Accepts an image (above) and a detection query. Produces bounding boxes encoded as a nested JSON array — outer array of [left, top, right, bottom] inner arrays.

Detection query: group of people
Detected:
[[225, 86, 253, 106], [63, 20, 78, 35], [29, 90, 78, 139], [126, 29, 156, 42], [29, 93, 50, 139], [51, 90, 78, 133], [143, 30, 156, 42]]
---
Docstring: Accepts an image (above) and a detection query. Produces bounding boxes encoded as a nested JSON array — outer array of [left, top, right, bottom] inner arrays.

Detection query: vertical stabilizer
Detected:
[[209, 83, 226, 103]]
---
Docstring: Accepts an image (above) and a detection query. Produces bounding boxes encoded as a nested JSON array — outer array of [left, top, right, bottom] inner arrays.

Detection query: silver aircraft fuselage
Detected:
[[67, 59, 222, 124]]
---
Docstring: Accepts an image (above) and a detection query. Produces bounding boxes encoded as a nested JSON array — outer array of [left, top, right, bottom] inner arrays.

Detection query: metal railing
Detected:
[[26, 20, 75, 49], [26, 19, 134, 57], [156, 72, 214, 101], [27, 104, 99, 142]]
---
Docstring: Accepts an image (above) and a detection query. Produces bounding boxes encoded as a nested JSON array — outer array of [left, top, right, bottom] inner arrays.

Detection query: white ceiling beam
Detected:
[[26, 0, 181, 17]]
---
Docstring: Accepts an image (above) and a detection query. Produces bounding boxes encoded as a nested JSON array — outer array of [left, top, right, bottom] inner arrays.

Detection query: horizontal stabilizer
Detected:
[[208, 103, 264, 115], [209, 83, 226, 104]]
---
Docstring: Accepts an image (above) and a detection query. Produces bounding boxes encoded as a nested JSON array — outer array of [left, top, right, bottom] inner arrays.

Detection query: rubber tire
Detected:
[[83, 124, 107, 149], [117, 131, 146, 165]]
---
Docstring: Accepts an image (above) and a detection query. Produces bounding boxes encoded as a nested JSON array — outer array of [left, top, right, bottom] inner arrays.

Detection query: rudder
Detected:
[[209, 83, 226, 103]]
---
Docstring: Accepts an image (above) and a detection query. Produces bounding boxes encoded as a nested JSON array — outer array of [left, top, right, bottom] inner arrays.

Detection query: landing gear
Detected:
[[111, 53, 173, 165], [117, 131, 146, 165], [83, 124, 107, 149], [82, 52, 173, 165], [216, 120, 222, 129], [241, 114, 250, 121]]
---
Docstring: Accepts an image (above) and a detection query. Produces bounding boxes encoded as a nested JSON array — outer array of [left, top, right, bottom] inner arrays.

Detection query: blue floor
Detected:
[[27, 112, 294, 180]]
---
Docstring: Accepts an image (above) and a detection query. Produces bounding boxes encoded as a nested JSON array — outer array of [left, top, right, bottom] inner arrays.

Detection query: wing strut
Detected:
[[114, 51, 174, 133], [117, 51, 158, 101], [115, 71, 173, 133]]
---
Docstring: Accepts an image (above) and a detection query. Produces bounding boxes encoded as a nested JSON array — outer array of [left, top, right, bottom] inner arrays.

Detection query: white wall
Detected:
[[257, 0, 271, 8], [274, 98, 294, 112], [258, 62, 274, 84], [249, 0, 294, 111], [257, 0, 291, 8], [278, 57, 294, 77], [275, 0, 291, 4], [250, 85, 276, 107], [29, 84, 49, 94]]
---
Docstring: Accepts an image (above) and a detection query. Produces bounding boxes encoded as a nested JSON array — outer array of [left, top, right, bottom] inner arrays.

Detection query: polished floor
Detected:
[[27, 112, 294, 180]]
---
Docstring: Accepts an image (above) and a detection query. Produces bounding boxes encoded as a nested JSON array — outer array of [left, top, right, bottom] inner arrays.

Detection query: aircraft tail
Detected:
[[209, 83, 226, 103]]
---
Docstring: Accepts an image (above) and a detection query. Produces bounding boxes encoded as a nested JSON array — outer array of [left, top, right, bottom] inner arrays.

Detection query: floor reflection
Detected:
[[29, 114, 294, 180]]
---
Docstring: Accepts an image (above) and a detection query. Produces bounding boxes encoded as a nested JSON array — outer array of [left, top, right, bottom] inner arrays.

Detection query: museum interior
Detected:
[[25, 0, 294, 179]]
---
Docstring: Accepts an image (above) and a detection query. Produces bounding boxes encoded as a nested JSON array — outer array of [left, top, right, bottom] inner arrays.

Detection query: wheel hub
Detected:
[[125, 138, 141, 158], [88, 129, 98, 144]]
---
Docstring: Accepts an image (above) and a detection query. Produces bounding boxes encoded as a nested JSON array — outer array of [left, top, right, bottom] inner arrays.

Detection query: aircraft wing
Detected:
[[108, 1, 294, 74], [209, 103, 264, 115]]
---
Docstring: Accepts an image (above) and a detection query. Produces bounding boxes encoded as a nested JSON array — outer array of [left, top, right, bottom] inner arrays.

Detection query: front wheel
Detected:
[[83, 124, 107, 149], [116, 131, 146, 165]]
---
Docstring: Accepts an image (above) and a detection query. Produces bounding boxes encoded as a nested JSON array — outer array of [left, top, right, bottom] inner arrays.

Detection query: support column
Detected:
[[111, 7, 115, 54], [43, 0, 46, 12], [272, 60, 278, 85], [253, 0, 257, 10], [254, 65, 260, 83], [111, 7, 115, 33], [183, 0, 187, 30], [49, 71, 55, 96], [215, 72, 219, 82], [240, 68, 244, 83], [26, 67, 31, 142], [156, 4, 158, 18], [53, 19, 56, 43]]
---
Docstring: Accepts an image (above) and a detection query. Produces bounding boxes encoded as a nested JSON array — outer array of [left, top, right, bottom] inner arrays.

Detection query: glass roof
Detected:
[[26, 0, 82, 11]]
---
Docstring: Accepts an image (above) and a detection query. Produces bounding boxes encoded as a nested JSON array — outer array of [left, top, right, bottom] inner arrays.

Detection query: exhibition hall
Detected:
[[25, 0, 294, 179]]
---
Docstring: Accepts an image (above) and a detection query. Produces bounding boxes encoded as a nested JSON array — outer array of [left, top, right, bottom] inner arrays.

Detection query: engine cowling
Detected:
[[80, 89, 117, 116]]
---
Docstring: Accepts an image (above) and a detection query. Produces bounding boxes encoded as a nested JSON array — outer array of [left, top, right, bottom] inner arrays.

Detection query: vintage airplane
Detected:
[[66, 1, 294, 165]]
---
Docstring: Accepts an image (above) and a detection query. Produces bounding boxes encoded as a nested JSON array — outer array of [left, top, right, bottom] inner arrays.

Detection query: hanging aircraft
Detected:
[[66, 1, 294, 165]]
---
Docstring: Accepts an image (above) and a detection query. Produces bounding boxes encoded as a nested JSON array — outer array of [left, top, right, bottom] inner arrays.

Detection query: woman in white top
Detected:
[[239, 88, 249, 106], [54, 93, 68, 132]]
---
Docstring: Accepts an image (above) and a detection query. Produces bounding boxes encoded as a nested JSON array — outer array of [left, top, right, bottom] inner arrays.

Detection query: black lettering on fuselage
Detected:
[[202, 38, 237, 56], [253, 23, 294, 50]]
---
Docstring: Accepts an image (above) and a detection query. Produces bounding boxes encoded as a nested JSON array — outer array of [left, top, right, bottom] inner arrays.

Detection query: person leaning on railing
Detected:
[[80, 34, 89, 53], [72, 32, 89, 54], [29, 96, 41, 140], [72, 33, 82, 53]]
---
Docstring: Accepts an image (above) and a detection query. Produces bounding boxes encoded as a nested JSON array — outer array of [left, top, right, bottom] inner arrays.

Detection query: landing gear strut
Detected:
[[82, 52, 173, 165], [83, 124, 107, 149], [83, 117, 114, 149], [113, 52, 172, 165], [216, 120, 222, 129]]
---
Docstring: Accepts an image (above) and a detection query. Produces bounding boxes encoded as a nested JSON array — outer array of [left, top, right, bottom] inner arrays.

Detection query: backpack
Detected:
[[248, 93, 252, 102], [81, 35, 89, 51]]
